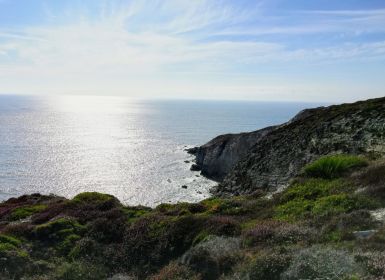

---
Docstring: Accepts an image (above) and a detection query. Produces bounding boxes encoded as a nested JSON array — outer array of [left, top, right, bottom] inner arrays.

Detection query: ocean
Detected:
[[0, 95, 323, 206]]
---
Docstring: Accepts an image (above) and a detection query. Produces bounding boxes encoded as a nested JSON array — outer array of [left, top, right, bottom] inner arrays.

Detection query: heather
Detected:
[[1, 155, 385, 279]]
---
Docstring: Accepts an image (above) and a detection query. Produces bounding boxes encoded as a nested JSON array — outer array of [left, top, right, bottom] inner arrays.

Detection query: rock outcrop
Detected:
[[187, 126, 276, 181], [214, 97, 385, 196], [190, 97, 385, 196]]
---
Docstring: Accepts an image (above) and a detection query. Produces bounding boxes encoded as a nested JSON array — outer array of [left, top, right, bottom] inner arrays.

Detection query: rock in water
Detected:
[[190, 164, 201, 171]]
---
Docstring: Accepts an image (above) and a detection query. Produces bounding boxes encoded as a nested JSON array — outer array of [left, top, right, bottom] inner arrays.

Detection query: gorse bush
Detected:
[[304, 154, 368, 179]]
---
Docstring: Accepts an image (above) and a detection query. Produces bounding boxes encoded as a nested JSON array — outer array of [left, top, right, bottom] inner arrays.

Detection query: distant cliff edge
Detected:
[[188, 97, 385, 196]]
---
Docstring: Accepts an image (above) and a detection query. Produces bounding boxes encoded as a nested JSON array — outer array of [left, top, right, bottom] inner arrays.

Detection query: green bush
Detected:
[[275, 193, 377, 222], [72, 192, 117, 204], [275, 199, 313, 221], [312, 194, 356, 216], [304, 155, 368, 179], [0, 237, 30, 278], [33, 217, 86, 242], [280, 179, 351, 203], [9, 204, 47, 221]]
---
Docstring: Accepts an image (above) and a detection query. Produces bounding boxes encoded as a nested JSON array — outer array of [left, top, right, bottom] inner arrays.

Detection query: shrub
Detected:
[[9, 204, 47, 221], [68, 192, 121, 220], [58, 234, 82, 254], [236, 250, 291, 280], [281, 246, 366, 280], [359, 161, 385, 203], [181, 236, 241, 280], [276, 192, 378, 222], [312, 194, 378, 217], [356, 160, 385, 187], [243, 221, 314, 247], [0, 239, 30, 278], [1, 223, 34, 240], [205, 216, 241, 236], [71, 192, 118, 204], [86, 208, 128, 243], [31, 201, 69, 224], [280, 179, 352, 203], [51, 261, 108, 280], [312, 194, 358, 217], [149, 262, 201, 280], [123, 206, 152, 221], [122, 214, 205, 273], [275, 199, 313, 222], [304, 154, 368, 179], [321, 210, 378, 242], [0, 234, 22, 247], [33, 217, 86, 242], [356, 251, 385, 277], [68, 237, 102, 260], [363, 226, 385, 251]]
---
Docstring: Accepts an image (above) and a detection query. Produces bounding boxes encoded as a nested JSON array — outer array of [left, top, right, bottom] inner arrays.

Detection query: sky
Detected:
[[0, 0, 385, 102]]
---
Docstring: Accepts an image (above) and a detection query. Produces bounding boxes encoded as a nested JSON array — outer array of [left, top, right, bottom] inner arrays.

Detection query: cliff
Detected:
[[187, 126, 276, 181], [190, 97, 385, 196]]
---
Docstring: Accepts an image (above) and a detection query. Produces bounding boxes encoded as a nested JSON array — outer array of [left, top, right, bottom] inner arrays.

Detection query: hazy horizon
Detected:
[[1, 0, 385, 102]]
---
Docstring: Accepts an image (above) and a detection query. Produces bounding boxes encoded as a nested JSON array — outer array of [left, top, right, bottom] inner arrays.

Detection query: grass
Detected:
[[304, 154, 368, 179], [279, 179, 352, 203], [274, 174, 379, 222], [9, 204, 47, 221]]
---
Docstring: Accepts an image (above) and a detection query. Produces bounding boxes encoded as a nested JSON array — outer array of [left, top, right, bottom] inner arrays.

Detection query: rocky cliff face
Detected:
[[188, 126, 276, 181], [214, 97, 385, 196], [191, 97, 385, 196]]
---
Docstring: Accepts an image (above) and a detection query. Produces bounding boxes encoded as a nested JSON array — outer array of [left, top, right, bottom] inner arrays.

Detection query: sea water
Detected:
[[0, 95, 323, 206]]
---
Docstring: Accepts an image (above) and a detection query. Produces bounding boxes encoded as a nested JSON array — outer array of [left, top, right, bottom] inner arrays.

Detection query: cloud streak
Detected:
[[0, 0, 384, 102]]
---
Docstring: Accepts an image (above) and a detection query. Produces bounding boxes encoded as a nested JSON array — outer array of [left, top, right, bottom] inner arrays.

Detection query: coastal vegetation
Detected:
[[1, 155, 385, 279]]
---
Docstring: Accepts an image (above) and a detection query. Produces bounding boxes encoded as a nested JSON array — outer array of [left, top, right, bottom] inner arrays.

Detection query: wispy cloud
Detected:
[[0, 0, 384, 102]]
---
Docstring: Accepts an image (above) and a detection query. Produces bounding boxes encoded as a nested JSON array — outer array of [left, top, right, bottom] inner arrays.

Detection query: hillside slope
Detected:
[[1, 156, 385, 279], [211, 97, 385, 195]]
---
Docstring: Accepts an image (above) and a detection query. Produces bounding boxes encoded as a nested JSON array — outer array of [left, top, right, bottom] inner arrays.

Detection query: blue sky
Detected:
[[0, 0, 384, 102]]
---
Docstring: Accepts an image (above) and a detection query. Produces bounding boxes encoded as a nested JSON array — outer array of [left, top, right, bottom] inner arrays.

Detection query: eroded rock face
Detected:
[[213, 97, 385, 196], [190, 126, 276, 181]]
